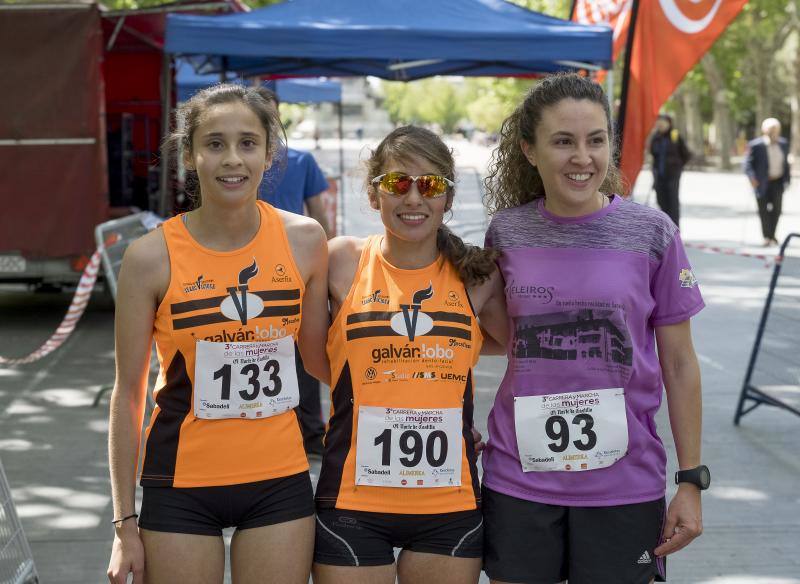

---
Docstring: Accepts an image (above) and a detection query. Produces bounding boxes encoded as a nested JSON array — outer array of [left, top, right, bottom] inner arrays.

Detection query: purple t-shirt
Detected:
[[483, 195, 704, 506]]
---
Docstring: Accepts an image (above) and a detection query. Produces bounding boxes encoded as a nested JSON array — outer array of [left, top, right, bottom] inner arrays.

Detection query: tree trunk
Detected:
[[701, 53, 733, 170], [792, 11, 800, 161], [679, 83, 706, 166], [755, 49, 771, 125]]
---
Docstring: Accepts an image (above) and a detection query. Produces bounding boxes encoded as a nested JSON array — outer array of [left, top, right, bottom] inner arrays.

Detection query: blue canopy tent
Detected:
[[164, 0, 611, 231], [175, 60, 343, 103], [164, 0, 612, 80], [265, 78, 342, 104]]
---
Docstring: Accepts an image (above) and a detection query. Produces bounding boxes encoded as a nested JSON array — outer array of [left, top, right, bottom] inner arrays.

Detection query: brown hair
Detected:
[[484, 73, 623, 214], [162, 83, 285, 207], [366, 126, 498, 287]]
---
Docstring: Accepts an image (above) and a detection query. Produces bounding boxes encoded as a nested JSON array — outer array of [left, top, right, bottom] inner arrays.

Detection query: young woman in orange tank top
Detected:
[[107, 84, 329, 584], [313, 126, 508, 584]]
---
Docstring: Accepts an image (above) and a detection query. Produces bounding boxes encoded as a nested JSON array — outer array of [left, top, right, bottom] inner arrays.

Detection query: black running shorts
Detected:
[[314, 507, 483, 567], [138, 472, 314, 536], [482, 486, 667, 584]]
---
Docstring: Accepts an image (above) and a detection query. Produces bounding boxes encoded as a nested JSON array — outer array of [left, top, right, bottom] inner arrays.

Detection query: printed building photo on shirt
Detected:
[[512, 308, 633, 367]]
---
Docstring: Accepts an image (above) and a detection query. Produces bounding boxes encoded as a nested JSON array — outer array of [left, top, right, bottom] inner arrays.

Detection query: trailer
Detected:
[[0, 1, 242, 288]]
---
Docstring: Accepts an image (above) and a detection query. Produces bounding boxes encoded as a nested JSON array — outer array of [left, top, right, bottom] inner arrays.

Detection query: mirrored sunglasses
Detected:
[[371, 172, 454, 198]]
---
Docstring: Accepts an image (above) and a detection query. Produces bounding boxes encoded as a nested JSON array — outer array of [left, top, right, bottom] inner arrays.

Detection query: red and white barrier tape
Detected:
[[684, 242, 781, 267], [0, 242, 109, 366]]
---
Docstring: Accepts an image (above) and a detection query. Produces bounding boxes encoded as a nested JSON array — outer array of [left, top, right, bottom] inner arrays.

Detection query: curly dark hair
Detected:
[[366, 126, 498, 287], [162, 83, 286, 207], [484, 73, 623, 215]]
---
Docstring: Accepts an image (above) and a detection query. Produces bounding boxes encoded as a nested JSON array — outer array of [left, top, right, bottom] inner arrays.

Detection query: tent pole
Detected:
[[159, 52, 172, 217], [338, 101, 345, 236]]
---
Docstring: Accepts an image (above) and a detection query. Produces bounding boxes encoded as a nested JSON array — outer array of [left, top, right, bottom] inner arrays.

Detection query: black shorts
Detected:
[[314, 507, 483, 567], [138, 472, 314, 536], [482, 486, 666, 584]]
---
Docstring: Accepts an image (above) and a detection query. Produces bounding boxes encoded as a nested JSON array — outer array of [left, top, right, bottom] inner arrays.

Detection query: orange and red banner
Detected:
[[618, 0, 748, 191]]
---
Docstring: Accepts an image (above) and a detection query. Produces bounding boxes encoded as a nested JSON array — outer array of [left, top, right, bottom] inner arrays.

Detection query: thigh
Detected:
[[773, 185, 784, 214], [397, 550, 481, 584], [765, 181, 780, 206], [231, 515, 315, 584], [567, 498, 666, 584], [482, 486, 567, 584], [654, 182, 668, 204], [312, 562, 396, 584], [141, 528, 224, 584]]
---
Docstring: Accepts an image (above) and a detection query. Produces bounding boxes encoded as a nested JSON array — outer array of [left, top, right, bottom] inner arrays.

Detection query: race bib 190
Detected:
[[193, 336, 299, 420], [514, 388, 628, 472], [355, 406, 462, 488]]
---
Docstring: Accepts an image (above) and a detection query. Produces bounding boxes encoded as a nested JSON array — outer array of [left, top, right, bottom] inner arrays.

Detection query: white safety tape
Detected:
[[684, 242, 780, 267], [0, 236, 117, 366]]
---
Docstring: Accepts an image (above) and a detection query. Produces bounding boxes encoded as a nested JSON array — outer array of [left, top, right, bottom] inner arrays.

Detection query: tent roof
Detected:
[[165, 0, 611, 80], [175, 59, 342, 103]]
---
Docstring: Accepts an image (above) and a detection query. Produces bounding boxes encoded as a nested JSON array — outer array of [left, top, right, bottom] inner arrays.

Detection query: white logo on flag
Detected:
[[659, 0, 723, 34]]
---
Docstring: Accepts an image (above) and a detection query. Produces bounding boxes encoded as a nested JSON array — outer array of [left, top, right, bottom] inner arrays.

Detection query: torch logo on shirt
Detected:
[[390, 282, 434, 341], [220, 259, 264, 324], [678, 268, 698, 288]]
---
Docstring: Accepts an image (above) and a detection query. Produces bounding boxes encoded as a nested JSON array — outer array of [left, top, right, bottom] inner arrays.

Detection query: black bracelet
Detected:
[[111, 513, 138, 526]]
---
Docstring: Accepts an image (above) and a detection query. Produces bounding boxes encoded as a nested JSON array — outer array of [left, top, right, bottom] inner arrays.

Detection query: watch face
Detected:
[[699, 466, 711, 489]]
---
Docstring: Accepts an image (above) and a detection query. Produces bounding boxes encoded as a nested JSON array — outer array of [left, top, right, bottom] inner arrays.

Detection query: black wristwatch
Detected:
[[675, 465, 711, 490]]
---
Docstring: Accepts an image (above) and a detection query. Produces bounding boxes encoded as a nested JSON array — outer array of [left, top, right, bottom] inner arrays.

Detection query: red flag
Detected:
[[572, 0, 633, 64], [619, 0, 748, 191]]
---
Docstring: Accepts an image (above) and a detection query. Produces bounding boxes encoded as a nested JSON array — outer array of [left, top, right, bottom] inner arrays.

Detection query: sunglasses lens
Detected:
[[382, 173, 412, 195], [417, 175, 447, 197]]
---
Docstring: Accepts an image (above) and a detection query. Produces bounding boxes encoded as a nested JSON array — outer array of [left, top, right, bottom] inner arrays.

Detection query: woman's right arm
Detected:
[[107, 232, 168, 584]]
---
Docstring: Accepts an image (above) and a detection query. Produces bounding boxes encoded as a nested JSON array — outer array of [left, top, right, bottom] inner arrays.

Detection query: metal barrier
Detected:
[[92, 212, 163, 408], [0, 458, 38, 584], [734, 233, 800, 424], [95, 211, 162, 300]]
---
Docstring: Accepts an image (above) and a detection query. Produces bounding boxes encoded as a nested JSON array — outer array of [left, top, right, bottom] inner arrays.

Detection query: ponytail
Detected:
[[436, 225, 498, 288]]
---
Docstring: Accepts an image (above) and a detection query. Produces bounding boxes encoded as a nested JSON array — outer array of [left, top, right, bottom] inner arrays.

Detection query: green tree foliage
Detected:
[[382, 79, 467, 133], [507, 0, 571, 19]]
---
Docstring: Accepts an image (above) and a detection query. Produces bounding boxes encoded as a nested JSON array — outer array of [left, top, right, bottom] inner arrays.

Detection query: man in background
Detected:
[[744, 117, 790, 247], [258, 87, 332, 455]]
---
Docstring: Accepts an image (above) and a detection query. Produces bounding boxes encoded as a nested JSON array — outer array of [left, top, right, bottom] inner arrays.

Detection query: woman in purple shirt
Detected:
[[480, 73, 707, 584]]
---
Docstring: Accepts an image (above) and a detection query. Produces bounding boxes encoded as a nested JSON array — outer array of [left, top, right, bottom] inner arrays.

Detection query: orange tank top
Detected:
[[316, 235, 483, 514], [140, 201, 308, 488]]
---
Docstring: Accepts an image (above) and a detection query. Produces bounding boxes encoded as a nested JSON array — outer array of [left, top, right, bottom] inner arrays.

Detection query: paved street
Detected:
[[1, 138, 799, 583]]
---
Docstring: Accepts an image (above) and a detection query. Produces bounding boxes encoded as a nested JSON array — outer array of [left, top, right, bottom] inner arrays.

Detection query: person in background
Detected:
[[744, 117, 790, 247], [258, 87, 332, 455], [650, 113, 691, 227]]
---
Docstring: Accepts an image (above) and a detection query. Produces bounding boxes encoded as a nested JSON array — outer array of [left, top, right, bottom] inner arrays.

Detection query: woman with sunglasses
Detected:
[[313, 125, 507, 584], [480, 73, 706, 583]]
